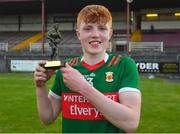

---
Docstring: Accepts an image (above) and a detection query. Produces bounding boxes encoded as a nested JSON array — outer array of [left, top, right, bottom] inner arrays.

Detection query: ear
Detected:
[[109, 28, 113, 38], [76, 29, 81, 40], [109, 29, 113, 39]]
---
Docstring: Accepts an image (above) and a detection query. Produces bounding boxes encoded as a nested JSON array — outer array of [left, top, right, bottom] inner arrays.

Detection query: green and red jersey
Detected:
[[49, 53, 140, 133]]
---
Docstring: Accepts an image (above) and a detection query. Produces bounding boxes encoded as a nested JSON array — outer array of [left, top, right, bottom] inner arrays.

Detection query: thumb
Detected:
[[65, 62, 71, 68]]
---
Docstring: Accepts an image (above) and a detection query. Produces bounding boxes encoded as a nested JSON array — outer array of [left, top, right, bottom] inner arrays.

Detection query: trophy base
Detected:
[[43, 60, 65, 70]]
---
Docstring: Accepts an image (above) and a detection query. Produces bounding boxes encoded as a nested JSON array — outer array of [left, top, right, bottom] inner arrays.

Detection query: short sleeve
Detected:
[[50, 70, 62, 98], [120, 56, 140, 90]]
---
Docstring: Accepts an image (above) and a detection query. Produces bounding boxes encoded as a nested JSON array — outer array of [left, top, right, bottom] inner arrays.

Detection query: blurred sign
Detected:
[[160, 62, 179, 74], [11, 60, 39, 72], [54, 15, 76, 22], [136, 62, 179, 74]]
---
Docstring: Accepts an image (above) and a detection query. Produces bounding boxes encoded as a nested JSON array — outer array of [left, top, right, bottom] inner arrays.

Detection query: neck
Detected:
[[82, 53, 107, 65]]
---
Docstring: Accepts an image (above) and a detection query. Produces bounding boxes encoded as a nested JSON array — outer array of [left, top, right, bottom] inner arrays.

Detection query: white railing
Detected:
[[29, 42, 51, 52], [0, 42, 8, 51], [129, 42, 163, 52]]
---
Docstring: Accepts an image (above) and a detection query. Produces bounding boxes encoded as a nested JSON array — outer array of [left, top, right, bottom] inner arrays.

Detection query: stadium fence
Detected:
[[129, 42, 163, 52], [0, 42, 8, 52], [29, 42, 51, 52]]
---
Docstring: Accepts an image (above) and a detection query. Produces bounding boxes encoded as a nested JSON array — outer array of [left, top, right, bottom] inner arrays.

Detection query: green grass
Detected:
[[137, 76, 180, 133], [0, 73, 61, 133], [0, 73, 180, 132]]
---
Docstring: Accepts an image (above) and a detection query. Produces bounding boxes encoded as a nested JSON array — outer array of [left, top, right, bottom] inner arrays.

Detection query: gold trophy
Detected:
[[43, 24, 65, 70]]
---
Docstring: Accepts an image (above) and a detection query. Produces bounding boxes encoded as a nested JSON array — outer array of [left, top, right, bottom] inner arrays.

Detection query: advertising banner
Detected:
[[136, 62, 179, 74], [11, 60, 40, 72]]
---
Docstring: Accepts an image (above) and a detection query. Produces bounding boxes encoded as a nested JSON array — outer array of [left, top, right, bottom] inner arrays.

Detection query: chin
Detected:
[[89, 51, 104, 55], [85, 47, 105, 55]]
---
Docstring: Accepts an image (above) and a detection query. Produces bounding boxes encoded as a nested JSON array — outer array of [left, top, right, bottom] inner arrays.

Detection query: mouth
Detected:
[[89, 40, 102, 47]]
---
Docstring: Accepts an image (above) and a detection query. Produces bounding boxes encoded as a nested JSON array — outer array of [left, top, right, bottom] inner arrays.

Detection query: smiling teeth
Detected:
[[90, 41, 101, 45], [91, 42, 98, 45]]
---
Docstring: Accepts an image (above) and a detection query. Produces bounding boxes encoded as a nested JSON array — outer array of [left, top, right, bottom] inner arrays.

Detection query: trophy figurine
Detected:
[[43, 23, 65, 70]]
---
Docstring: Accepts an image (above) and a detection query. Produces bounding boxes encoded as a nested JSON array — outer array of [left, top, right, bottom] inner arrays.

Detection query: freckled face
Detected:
[[76, 22, 112, 55]]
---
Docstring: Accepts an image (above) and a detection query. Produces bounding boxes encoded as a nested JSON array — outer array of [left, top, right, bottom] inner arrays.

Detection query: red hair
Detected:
[[77, 5, 112, 29]]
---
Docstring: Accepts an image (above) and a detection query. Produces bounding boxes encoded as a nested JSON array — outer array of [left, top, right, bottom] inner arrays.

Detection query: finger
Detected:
[[65, 62, 71, 68], [34, 72, 47, 81], [35, 65, 46, 73], [38, 60, 47, 70], [35, 71, 47, 78], [35, 76, 47, 82], [60, 66, 68, 73], [46, 70, 55, 77], [38, 60, 47, 66], [60, 62, 74, 73], [46, 69, 54, 73]]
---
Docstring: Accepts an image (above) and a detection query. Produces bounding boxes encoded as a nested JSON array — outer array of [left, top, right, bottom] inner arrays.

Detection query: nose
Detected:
[[91, 28, 100, 38]]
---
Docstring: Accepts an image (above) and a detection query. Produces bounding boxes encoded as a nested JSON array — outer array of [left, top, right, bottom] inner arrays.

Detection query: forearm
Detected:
[[36, 87, 54, 124], [79, 83, 140, 132]]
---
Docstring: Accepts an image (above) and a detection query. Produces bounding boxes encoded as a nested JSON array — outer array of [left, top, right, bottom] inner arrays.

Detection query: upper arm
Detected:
[[48, 70, 62, 120], [118, 91, 141, 132], [119, 57, 141, 115], [119, 91, 141, 116], [48, 94, 62, 121]]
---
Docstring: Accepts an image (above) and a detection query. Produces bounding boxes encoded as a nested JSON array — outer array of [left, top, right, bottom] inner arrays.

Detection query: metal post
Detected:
[[126, 2, 130, 52], [41, 0, 45, 54], [126, 0, 133, 53]]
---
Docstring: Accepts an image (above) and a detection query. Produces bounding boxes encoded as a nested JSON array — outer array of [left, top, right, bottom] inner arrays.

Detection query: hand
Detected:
[[60, 63, 89, 93], [34, 60, 55, 88]]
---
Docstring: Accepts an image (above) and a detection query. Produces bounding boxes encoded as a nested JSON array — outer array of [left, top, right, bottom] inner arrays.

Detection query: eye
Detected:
[[83, 28, 91, 30], [99, 26, 107, 31], [83, 26, 92, 31]]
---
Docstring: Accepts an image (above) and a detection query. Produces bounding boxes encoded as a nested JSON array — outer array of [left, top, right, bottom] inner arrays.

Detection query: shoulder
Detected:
[[108, 54, 136, 67], [121, 55, 136, 65]]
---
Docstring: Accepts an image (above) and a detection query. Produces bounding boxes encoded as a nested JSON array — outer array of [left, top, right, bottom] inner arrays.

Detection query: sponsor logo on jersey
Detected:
[[84, 72, 96, 78], [89, 72, 95, 77], [105, 72, 114, 82], [84, 73, 96, 86], [62, 92, 119, 120]]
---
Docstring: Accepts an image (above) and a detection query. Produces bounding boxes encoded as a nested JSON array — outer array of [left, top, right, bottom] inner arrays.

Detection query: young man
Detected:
[[34, 5, 141, 133]]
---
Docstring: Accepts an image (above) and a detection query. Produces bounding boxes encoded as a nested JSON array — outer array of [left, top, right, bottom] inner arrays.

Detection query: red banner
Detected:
[[62, 92, 119, 120]]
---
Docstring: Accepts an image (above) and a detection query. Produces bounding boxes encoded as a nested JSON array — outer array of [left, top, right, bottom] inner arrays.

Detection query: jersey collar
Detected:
[[81, 53, 109, 71]]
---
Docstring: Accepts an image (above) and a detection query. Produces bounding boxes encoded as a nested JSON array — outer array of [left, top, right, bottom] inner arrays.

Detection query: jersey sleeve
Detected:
[[49, 70, 62, 99], [119, 56, 140, 90]]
